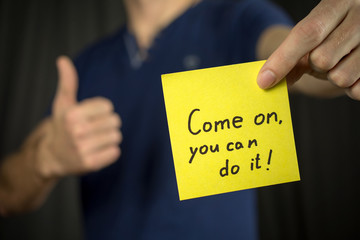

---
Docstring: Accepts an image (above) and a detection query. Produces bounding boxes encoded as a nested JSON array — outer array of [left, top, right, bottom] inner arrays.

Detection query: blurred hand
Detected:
[[39, 56, 122, 178], [257, 0, 360, 100]]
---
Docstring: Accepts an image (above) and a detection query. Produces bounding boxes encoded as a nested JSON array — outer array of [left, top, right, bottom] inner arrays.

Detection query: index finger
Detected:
[[66, 97, 115, 124], [257, 0, 350, 89]]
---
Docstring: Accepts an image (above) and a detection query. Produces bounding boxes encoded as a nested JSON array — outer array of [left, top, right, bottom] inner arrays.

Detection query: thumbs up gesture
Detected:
[[40, 56, 122, 178]]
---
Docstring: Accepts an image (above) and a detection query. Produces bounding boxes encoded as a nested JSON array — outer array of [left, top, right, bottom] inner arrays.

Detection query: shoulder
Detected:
[[190, 0, 292, 34], [73, 27, 127, 72], [196, 0, 289, 19]]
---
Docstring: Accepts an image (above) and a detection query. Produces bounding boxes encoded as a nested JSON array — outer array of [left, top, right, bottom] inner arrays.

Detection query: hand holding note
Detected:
[[257, 0, 360, 100]]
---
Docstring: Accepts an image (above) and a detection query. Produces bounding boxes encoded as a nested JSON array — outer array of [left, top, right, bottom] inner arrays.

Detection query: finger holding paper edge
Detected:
[[257, 0, 351, 89]]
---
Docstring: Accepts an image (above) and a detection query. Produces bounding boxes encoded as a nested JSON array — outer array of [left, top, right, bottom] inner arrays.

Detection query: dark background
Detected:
[[0, 0, 359, 239]]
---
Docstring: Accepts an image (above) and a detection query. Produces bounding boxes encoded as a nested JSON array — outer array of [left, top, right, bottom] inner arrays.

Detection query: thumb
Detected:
[[53, 56, 78, 115], [257, 0, 348, 89]]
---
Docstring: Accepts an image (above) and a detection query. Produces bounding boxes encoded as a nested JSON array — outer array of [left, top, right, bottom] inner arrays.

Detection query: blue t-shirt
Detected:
[[75, 0, 292, 239]]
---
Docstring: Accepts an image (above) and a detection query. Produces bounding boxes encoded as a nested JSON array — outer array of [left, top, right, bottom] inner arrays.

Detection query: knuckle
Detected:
[[113, 131, 122, 143], [351, 94, 360, 101], [346, 81, 360, 100], [347, 90, 360, 101], [85, 147, 120, 171], [72, 125, 88, 140], [328, 70, 353, 88], [70, 124, 86, 139], [295, 19, 326, 46], [112, 114, 122, 127], [107, 146, 121, 161], [310, 50, 334, 71], [109, 147, 121, 161], [95, 97, 114, 111], [82, 156, 96, 171]]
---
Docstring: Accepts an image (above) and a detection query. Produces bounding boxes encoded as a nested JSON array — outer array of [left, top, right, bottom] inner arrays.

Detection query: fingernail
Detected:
[[258, 70, 276, 89]]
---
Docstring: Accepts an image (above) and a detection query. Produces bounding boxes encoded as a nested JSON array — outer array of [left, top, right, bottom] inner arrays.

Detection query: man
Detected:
[[0, 0, 359, 239]]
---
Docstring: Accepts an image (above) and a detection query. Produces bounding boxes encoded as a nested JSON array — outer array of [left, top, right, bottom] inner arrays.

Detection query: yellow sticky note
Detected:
[[162, 60, 300, 201]]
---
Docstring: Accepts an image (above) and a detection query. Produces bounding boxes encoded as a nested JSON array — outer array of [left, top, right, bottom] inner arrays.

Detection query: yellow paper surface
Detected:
[[162, 61, 300, 201]]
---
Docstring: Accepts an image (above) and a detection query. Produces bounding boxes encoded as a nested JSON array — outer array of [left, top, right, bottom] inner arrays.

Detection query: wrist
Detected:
[[33, 119, 63, 181]]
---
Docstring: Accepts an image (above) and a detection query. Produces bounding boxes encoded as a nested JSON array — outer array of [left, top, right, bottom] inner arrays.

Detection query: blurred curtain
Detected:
[[0, 0, 125, 239], [1, 0, 359, 240]]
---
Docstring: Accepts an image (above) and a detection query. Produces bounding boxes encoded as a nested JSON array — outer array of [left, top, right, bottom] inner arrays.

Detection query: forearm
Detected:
[[0, 119, 58, 216]]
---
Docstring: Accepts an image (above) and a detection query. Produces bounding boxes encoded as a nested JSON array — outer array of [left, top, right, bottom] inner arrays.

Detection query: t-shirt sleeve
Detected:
[[231, 0, 294, 61]]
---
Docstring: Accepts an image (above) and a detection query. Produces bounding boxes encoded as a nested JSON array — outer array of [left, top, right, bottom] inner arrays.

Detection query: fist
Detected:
[[41, 56, 122, 178]]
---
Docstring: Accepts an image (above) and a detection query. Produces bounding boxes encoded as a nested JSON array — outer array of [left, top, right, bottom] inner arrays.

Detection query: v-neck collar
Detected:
[[123, 0, 206, 69]]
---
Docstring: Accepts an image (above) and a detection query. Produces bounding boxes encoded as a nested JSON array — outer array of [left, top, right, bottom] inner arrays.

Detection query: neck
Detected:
[[124, 0, 200, 50]]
